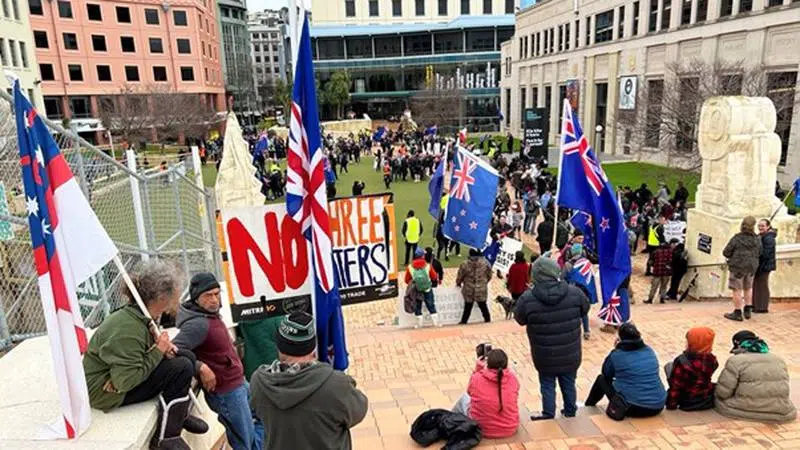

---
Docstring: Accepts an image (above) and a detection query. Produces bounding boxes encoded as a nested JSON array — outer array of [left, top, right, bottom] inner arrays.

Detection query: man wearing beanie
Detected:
[[173, 273, 264, 450], [250, 312, 369, 450], [514, 256, 589, 420]]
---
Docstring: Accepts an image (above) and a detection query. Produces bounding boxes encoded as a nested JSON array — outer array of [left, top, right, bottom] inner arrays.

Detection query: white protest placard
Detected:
[[664, 220, 687, 243], [397, 287, 484, 328], [492, 237, 524, 275]]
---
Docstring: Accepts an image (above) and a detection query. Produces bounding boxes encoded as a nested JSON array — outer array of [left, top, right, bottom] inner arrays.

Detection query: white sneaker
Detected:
[[431, 313, 441, 327], [414, 316, 424, 329]]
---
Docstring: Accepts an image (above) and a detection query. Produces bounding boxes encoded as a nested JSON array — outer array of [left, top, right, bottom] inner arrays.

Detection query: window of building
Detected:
[[69, 96, 90, 118], [369, 0, 378, 16], [740, 0, 753, 11], [8, 39, 18, 66], [34, 31, 48, 49], [680, 0, 691, 24], [696, 0, 708, 20], [504, 89, 511, 126], [575, 20, 580, 47], [648, 0, 658, 30], [153, 66, 167, 81], [466, 29, 495, 52], [96, 64, 111, 81], [404, 34, 432, 55], [497, 27, 514, 45], [549, 28, 555, 52], [766, 0, 782, 6], [254, 55, 261, 63], [92, 34, 106, 51], [461, 0, 470, 14], [173, 10, 187, 25], [180, 66, 194, 81], [177, 38, 191, 54], [344, 0, 355, 17], [524, 35, 529, 57], [645, 79, 663, 147], [28, 0, 42, 15], [506, 0, 515, 13], [145, 8, 159, 24], [518, 37, 523, 58], [544, 86, 552, 118], [0, 39, 6, 66], [149, 37, 163, 53], [125, 65, 139, 81], [346, 37, 371, 59], [564, 23, 570, 50], [86, 3, 103, 20], [318, 38, 345, 59], [543, 29, 548, 54], [44, 96, 63, 118], [415, 0, 424, 15], [221, 7, 229, 17], [632, 2, 640, 34], [585, 17, 591, 45], [116, 6, 130, 23], [39, 63, 55, 80], [520, 87, 526, 126], [483, 0, 492, 14], [68, 64, 83, 81], [434, 31, 463, 54], [618, 6, 625, 38], [57, 0, 72, 17], [63, 33, 78, 50], [438, 0, 447, 15], [767, 71, 796, 166], [392, 0, 401, 16], [661, 0, 671, 29], [98, 96, 115, 114], [595, 10, 614, 43], [557, 25, 563, 52], [374, 36, 401, 57], [120, 36, 135, 52]]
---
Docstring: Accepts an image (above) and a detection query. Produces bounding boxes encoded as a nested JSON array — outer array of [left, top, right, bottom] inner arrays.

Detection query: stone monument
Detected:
[[686, 96, 799, 298]]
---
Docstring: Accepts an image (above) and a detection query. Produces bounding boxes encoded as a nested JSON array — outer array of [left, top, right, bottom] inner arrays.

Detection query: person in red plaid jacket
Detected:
[[664, 327, 718, 411], [644, 240, 677, 304]]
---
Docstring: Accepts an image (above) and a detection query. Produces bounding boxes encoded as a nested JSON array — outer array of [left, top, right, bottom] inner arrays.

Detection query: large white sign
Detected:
[[492, 238, 524, 275], [664, 220, 687, 244], [619, 76, 637, 110], [397, 287, 485, 328]]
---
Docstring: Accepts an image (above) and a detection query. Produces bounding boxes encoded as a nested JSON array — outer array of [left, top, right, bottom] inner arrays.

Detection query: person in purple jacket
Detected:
[[173, 273, 264, 450]]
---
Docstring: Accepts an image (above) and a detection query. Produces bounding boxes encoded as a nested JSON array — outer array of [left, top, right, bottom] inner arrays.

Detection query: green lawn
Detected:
[[602, 162, 700, 202]]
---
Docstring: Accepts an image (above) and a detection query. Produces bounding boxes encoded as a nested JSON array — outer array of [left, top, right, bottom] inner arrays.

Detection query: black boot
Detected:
[[743, 305, 753, 320], [724, 309, 743, 322], [182, 415, 209, 434], [150, 395, 206, 450]]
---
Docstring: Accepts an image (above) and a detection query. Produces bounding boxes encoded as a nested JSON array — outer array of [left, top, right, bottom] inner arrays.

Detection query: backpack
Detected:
[[412, 265, 432, 292]]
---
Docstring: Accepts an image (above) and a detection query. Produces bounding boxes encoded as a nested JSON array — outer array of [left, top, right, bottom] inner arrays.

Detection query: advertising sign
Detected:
[[619, 76, 637, 110], [523, 107, 549, 160]]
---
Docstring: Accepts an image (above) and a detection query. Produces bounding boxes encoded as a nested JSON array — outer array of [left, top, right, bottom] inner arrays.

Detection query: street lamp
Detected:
[[595, 124, 604, 153]]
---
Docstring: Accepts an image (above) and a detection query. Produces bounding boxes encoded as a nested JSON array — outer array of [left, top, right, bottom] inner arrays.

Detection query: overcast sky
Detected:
[[247, 0, 312, 12]]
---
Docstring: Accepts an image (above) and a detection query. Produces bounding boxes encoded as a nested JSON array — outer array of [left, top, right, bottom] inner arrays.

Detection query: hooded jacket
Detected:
[[467, 361, 520, 438], [456, 256, 493, 303], [758, 229, 777, 273], [404, 257, 439, 288], [514, 279, 589, 374], [715, 351, 796, 423], [723, 231, 761, 277], [173, 301, 244, 394], [250, 361, 369, 450], [602, 338, 667, 410]]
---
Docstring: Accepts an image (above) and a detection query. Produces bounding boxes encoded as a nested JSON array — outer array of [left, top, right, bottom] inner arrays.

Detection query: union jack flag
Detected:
[[598, 291, 623, 325], [574, 258, 593, 279], [561, 104, 608, 196], [285, 13, 348, 370], [449, 150, 476, 202]]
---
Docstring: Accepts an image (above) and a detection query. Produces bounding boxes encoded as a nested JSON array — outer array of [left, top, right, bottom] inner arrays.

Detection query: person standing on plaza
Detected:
[[515, 256, 589, 420], [457, 248, 494, 324], [523, 188, 540, 235], [173, 273, 264, 450], [753, 219, 777, 314], [402, 209, 423, 266], [506, 251, 530, 302], [250, 313, 369, 449], [644, 240, 675, 304], [405, 247, 440, 328], [722, 216, 761, 321]]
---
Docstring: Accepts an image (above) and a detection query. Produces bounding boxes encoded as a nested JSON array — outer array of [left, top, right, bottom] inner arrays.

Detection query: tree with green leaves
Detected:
[[321, 71, 351, 120]]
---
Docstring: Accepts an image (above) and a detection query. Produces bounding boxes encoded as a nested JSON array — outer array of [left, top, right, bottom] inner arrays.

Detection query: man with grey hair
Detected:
[[250, 312, 369, 450]]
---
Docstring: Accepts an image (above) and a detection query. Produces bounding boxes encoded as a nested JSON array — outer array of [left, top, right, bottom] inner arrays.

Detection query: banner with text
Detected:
[[492, 238, 524, 275]]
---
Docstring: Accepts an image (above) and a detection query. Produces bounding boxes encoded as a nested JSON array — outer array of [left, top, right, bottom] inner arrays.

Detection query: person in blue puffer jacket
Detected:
[[584, 323, 667, 420]]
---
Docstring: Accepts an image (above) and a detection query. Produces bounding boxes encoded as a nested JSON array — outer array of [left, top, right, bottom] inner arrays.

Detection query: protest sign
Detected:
[[492, 238, 524, 274], [664, 220, 687, 243], [220, 194, 399, 322], [396, 287, 483, 328]]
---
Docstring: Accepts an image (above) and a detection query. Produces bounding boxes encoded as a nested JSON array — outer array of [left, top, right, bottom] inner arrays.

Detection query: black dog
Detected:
[[494, 295, 516, 320]]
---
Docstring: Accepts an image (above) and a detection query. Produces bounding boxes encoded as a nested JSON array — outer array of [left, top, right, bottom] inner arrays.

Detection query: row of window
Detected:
[[344, 0, 515, 18], [252, 32, 279, 40], [220, 6, 245, 20], [0, 38, 29, 69], [29, 0, 191, 27], [255, 66, 281, 74], [43, 93, 218, 120], [0, 0, 21, 20], [33, 30, 203, 58], [253, 43, 280, 52], [254, 55, 280, 63], [39, 62, 198, 83]]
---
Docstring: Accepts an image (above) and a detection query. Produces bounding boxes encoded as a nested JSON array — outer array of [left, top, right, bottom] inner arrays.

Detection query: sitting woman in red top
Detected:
[[453, 345, 520, 438]]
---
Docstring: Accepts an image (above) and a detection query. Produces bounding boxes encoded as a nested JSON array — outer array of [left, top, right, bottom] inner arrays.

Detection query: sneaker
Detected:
[[530, 414, 555, 421], [643, 299, 653, 304], [743, 305, 753, 320], [724, 310, 744, 321], [583, 332, 591, 340]]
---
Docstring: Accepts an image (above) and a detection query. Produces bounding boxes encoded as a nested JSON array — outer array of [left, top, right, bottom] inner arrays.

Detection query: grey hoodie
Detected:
[[250, 361, 369, 450]]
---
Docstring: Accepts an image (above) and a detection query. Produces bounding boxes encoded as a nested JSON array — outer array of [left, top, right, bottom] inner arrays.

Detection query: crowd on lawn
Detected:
[[79, 127, 794, 450]]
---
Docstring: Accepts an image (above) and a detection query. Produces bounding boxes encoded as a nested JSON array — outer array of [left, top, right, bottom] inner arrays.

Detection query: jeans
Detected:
[[524, 210, 538, 234], [585, 374, 663, 419], [415, 290, 437, 316], [452, 393, 471, 416], [581, 314, 590, 333], [538, 371, 577, 418], [205, 382, 264, 450]]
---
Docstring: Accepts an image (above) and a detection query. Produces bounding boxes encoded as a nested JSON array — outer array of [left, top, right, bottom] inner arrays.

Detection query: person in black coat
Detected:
[[535, 216, 569, 255], [666, 240, 688, 300], [424, 247, 444, 287], [515, 256, 589, 421], [753, 219, 777, 313], [352, 180, 365, 196]]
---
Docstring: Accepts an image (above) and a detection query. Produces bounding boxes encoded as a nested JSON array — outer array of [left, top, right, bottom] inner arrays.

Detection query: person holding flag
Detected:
[[555, 99, 632, 329]]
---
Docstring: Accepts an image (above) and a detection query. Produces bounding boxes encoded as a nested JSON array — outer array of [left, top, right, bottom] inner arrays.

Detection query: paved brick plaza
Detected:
[[343, 252, 800, 449]]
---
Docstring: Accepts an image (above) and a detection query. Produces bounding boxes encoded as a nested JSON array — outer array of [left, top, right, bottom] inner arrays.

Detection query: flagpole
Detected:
[[551, 100, 569, 253]]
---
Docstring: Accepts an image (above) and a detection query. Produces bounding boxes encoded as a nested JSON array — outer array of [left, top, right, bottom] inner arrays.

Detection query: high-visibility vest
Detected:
[[405, 217, 421, 243], [648, 224, 661, 246], [440, 194, 449, 210]]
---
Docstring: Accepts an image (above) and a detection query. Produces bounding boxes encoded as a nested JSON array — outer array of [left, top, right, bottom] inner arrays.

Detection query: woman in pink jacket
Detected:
[[453, 348, 521, 438]]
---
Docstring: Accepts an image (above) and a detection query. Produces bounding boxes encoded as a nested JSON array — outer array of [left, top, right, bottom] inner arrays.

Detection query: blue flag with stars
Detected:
[[442, 147, 499, 250]]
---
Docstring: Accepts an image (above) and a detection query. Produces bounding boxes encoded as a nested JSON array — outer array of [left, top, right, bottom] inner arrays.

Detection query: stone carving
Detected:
[[215, 112, 263, 209], [696, 96, 783, 219]]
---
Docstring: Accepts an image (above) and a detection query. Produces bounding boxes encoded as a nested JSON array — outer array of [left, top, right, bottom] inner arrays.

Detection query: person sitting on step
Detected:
[[665, 327, 718, 411]]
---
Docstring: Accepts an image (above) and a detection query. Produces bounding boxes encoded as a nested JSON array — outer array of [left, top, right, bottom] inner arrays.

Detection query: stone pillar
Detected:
[[606, 52, 620, 155], [732, 0, 741, 15], [656, 0, 664, 31], [670, 0, 682, 29], [613, 8, 621, 39], [623, 4, 634, 37], [690, 0, 699, 24], [589, 16, 596, 45], [706, 0, 721, 20], [686, 97, 799, 298], [583, 57, 597, 148]]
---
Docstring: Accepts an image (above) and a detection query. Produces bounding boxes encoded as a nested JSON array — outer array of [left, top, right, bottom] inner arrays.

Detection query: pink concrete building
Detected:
[[29, 0, 226, 143]]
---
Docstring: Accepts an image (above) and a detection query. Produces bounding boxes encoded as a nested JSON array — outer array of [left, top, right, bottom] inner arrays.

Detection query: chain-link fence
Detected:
[[0, 90, 221, 350]]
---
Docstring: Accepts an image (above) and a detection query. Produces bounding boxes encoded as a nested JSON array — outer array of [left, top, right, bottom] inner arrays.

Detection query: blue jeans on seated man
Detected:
[[538, 371, 577, 418], [204, 381, 264, 450], [414, 290, 436, 316]]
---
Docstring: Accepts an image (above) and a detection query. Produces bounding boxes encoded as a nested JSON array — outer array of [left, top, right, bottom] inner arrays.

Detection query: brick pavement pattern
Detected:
[[343, 251, 800, 449]]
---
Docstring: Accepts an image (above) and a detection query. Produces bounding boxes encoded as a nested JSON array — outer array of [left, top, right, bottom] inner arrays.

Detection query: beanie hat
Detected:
[[618, 322, 641, 342], [686, 327, 715, 354], [276, 312, 317, 357], [532, 256, 560, 284], [414, 248, 425, 259], [189, 272, 220, 303]]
